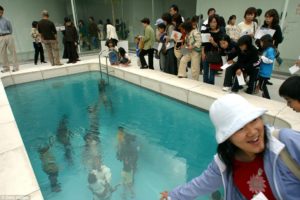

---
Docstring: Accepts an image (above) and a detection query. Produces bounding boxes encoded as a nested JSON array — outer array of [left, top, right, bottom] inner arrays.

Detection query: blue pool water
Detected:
[[5, 72, 217, 200]]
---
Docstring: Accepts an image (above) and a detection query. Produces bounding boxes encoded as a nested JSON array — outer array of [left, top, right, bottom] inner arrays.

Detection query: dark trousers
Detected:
[[258, 76, 271, 99], [65, 42, 78, 62], [203, 59, 216, 85], [223, 65, 235, 87], [232, 68, 259, 94], [139, 48, 154, 69], [33, 42, 45, 64]]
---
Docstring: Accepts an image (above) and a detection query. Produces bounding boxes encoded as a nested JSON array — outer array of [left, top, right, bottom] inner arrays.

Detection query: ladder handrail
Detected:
[[98, 49, 110, 84]]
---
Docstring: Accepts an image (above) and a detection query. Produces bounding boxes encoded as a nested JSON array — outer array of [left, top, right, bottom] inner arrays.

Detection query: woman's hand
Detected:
[[227, 60, 234, 65], [236, 69, 242, 76], [295, 60, 300, 66], [160, 191, 169, 200]]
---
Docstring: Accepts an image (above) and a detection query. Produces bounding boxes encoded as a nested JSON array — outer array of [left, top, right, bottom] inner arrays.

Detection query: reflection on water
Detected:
[[6, 73, 217, 200]]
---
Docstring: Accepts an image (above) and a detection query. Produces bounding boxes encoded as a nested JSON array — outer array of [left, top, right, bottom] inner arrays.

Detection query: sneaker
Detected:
[[222, 87, 231, 92], [266, 80, 273, 85]]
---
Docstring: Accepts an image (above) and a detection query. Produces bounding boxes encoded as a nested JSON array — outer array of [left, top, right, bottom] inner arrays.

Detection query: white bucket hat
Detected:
[[209, 94, 267, 144]]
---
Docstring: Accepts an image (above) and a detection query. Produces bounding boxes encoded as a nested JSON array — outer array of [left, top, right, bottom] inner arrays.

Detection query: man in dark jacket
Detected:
[[88, 16, 99, 49]]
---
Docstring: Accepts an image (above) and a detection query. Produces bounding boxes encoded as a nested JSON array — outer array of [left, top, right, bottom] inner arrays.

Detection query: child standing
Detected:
[[31, 21, 46, 65], [258, 34, 276, 99], [226, 15, 239, 42]]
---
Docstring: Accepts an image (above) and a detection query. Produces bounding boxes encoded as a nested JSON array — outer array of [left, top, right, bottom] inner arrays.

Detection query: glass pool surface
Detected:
[[5, 72, 217, 200]]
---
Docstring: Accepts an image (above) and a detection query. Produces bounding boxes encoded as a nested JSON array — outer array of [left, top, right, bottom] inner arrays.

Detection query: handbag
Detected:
[[206, 50, 222, 64]]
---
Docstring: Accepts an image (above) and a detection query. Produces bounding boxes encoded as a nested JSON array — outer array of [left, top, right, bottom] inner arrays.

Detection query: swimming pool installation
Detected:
[[0, 59, 299, 199]]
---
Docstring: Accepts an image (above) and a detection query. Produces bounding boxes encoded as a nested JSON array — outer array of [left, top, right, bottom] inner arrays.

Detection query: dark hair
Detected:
[[219, 34, 231, 44], [161, 13, 172, 25], [264, 9, 280, 27], [279, 76, 300, 100], [227, 15, 236, 25], [191, 15, 199, 23], [141, 17, 150, 25], [172, 13, 183, 27], [256, 8, 262, 16], [244, 7, 257, 18], [89, 16, 94, 21], [207, 8, 216, 15], [0, 5, 3, 11], [217, 125, 269, 173], [157, 23, 166, 30], [64, 17, 71, 23], [32, 21, 38, 28], [98, 19, 103, 24], [170, 4, 179, 12], [208, 15, 220, 29], [237, 35, 252, 47], [118, 47, 126, 57], [260, 34, 274, 50], [79, 19, 84, 25], [181, 21, 193, 33]]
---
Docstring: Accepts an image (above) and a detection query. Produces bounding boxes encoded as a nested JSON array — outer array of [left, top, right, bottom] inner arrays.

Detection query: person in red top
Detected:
[[233, 155, 275, 199]]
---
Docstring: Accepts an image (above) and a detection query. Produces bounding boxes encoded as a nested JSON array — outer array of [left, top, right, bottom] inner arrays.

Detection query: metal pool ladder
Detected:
[[98, 50, 110, 84]]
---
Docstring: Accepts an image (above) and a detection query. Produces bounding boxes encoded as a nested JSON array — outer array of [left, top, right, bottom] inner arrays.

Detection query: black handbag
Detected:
[[206, 50, 222, 64]]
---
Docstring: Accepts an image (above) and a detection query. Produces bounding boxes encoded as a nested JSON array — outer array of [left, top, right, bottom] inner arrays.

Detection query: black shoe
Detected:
[[41, 61, 47, 63], [140, 66, 148, 69], [266, 80, 273, 85]]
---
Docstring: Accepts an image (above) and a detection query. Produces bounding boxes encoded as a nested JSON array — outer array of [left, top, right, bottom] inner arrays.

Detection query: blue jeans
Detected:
[[203, 59, 216, 85]]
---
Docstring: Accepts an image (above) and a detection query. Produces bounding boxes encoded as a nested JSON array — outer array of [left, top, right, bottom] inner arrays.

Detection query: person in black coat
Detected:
[[63, 17, 79, 63], [231, 35, 260, 94], [218, 34, 238, 91]]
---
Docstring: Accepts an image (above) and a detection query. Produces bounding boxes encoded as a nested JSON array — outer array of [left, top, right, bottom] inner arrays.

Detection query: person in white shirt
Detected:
[[226, 15, 239, 42], [237, 7, 258, 39], [106, 22, 118, 46]]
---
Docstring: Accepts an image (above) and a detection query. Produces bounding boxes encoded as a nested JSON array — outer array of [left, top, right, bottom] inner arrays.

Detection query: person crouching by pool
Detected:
[[160, 94, 300, 200], [38, 144, 61, 192], [279, 75, 300, 112], [118, 47, 131, 66]]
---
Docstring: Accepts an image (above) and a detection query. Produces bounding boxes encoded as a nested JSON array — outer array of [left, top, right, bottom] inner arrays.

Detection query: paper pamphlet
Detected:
[[157, 43, 163, 52], [251, 192, 268, 200], [56, 26, 65, 31], [221, 63, 232, 70], [254, 28, 276, 39], [237, 74, 246, 86], [201, 33, 211, 43], [289, 65, 300, 74], [171, 31, 182, 41], [221, 56, 227, 65]]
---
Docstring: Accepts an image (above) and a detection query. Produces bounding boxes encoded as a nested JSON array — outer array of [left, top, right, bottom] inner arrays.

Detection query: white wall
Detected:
[[196, 0, 300, 60], [1, 0, 69, 54]]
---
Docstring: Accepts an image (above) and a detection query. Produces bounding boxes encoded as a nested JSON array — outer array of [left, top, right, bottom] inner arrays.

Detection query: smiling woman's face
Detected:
[[229, 118, 265, 161]]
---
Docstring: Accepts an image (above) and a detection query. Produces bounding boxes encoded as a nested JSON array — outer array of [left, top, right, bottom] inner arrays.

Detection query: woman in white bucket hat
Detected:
[[161, 94, 300, 200]]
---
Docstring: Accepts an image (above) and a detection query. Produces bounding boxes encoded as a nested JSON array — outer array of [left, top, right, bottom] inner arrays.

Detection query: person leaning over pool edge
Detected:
[[160, 94, 300, 200]]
